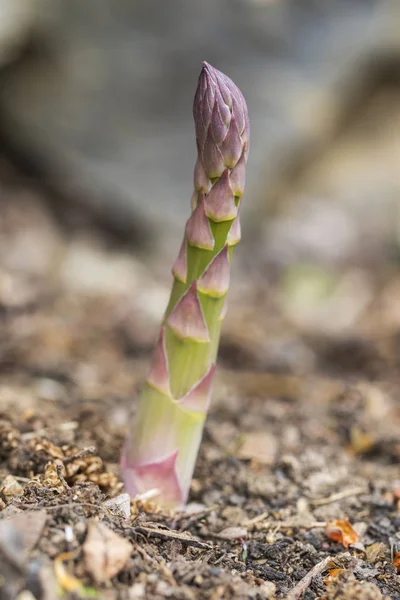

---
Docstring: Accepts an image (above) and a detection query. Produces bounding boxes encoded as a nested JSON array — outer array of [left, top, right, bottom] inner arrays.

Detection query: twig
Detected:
[[214, 552, 227, 566], [206, 530, 248, 541], [56, 463, 70, 490], [133, 525, 212, 550], [311, 487, 366, 507], [134, 489, 161, 502], [252, 520, 326, 532], [19, 502, 108, 514], [63, 447, 96, 465], [285, 555, 334, 600], [244, 511, 269, 527], [176, 505, 218, 531], [243, 511, 327, 531]]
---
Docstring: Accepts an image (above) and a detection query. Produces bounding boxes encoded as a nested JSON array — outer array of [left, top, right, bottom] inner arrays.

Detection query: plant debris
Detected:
[[325, 519, 360, 549], [83, 520, 132, 583]]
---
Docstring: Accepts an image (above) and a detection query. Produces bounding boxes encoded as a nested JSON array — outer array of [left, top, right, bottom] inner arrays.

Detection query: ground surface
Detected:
[[0, 179, 399, 600]]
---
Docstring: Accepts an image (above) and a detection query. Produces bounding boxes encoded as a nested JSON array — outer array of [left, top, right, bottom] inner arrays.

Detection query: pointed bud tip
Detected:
[[196, 62, 248, 119], [204, 168, 237, 222], [179, 363, 215, 413], [198, 244, 230, 297], [185, 193, 215, 250], [172, 239, 187, 283], [195, 62, 249, 181], [122, 448, 184, 507], [167, 281, 210, 342], [147, 326, 171, 395]]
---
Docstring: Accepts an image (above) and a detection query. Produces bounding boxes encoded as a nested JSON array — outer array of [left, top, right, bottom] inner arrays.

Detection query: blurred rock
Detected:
[[0, 510, 50, 599], [262, 83, 400, 268], [0, 0, 399, 260], [237, 431, 277, 465], [0, 0, 48, 66]]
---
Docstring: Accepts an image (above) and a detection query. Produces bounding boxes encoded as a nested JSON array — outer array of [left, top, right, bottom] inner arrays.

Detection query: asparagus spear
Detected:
[[122, 62, 249, 508]]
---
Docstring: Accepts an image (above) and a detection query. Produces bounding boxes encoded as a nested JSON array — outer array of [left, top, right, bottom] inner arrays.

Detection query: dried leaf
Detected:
[[325, 519, 359, 548], [324, 568, 348, 584], [0, 475, 23, 498], [83, 520, 131, 583], [365, 542, 386, 564], [103, 493, 131, 518], [393, 552, 400, 573], [54, 552, 91, 597]]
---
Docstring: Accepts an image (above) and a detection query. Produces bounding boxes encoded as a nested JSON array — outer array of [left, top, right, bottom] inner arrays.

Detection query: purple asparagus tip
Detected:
[[194, 63, 249, 183], [121, 62, 249, 508]]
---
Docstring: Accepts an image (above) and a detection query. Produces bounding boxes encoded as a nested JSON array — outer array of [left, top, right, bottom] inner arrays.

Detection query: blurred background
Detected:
[[1, 0, 400, 362], [1, 5, 400, 595]]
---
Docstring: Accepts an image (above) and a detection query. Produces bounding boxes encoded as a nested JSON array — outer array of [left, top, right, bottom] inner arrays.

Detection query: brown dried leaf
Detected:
[[324, 568, 348, 584], [325, 519, 359, 548], [365, 542, 386, 564], [393, 552, 400, 573], [33, 439, 64, 459], [83, 520, 131, 583], [0, 475, 23, 498], [41, 460, 66, 488]]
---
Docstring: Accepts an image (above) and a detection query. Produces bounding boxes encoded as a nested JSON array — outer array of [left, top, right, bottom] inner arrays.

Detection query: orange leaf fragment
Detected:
[[324, 568, 348, 585], [393, 552, 400, 573], [325, 519, 359, 548]]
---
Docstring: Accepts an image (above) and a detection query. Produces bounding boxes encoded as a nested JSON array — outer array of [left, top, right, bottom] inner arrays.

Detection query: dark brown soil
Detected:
[[0, 179, 399, 600]]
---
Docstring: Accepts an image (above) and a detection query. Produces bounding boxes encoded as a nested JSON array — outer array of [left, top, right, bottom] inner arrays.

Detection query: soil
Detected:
[[0, 171, 399, 600]]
